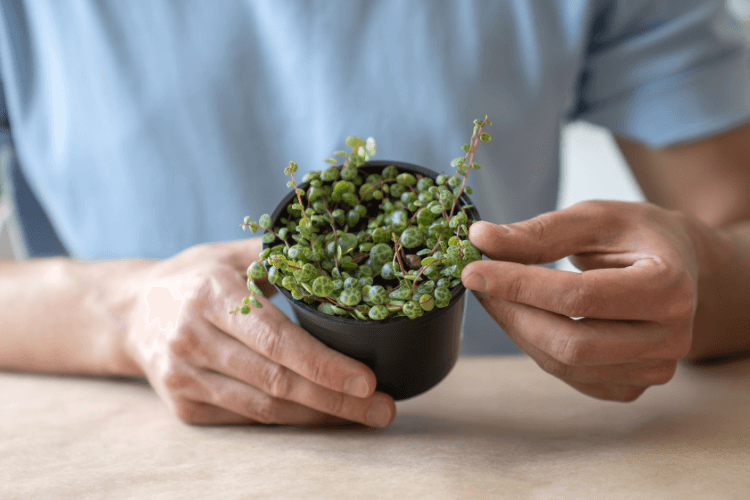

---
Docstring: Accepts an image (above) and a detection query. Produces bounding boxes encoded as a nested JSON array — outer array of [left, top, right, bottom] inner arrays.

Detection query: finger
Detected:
[[564, 381, 647, 403], [171, 399, 258, 425], [462, 256, 681, 321], [205, 267, 379, 398], [192, 369, 391, 427], [219, 237, 265, 271], [192, 325, 395, 427], [468, 201, 633, 265], [220, 238, 278, 297], [472, 293, 684, 365]]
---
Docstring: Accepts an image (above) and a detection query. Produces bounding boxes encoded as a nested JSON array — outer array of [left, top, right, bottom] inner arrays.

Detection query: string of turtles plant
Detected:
[[232, 116, 492, 320]]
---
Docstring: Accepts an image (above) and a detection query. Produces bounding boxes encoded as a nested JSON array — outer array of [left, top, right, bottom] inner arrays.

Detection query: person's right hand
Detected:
[[121, 237, 396, 426]]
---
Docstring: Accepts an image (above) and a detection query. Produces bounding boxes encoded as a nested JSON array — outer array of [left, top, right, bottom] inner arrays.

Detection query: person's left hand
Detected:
[[461, 200, 698, 401]]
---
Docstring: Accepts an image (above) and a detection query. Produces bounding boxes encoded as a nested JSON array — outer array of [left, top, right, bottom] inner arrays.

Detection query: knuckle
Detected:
[[664, 270, 697, 321], [495, 300, 520, 332], [558, 284, 598, 318], [303, 352, 332, 388], [167, 327, 200, 358], [538, 355, 570, 380], [163, 366, 195, 392], [505, 274, 528, 304], [320, 392, 346, 417], [555, 334, 591, 366], [182, 274, 214, 309], [521, 216, 547, 241], [173, 400, 201, 424], [251, 395, 283, 424], [252, 317, 284, 361], [262, 363, 293, 398]]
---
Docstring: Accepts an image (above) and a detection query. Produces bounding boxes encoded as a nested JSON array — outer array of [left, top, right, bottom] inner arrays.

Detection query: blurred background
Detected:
[[2, 0, 750, 264]]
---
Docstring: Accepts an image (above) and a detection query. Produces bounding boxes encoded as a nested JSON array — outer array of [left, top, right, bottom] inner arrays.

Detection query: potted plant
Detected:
[[234, 117, 492, 400]]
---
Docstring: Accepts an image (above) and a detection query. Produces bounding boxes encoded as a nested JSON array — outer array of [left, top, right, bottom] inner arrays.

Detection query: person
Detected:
[[1, 0, 749, 427]]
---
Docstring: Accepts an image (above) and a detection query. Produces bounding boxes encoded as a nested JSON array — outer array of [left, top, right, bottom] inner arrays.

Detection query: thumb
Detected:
[[469, 201, 622, 265]]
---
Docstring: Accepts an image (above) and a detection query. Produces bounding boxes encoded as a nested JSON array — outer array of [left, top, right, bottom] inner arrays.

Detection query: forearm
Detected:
[[0, 258, 147, 376], [688, 218, 750, 361]]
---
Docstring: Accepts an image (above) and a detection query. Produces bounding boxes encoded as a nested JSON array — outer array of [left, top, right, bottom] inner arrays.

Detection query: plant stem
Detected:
[[449, 117, 488, 219], [392, 233, 407, 275]]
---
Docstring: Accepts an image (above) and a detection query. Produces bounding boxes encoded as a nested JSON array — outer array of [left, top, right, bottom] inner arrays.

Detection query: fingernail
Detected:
[[367, 400, 392, 427], [344, 375, 370, 397], [462, 272, 486, 292]]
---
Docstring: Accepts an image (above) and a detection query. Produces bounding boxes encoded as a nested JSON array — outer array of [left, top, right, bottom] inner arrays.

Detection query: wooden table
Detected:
[[2, 356, 749, 499]]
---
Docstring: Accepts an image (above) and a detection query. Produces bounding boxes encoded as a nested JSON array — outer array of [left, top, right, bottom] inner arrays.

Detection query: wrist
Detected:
[[683, 214, 750, 360]]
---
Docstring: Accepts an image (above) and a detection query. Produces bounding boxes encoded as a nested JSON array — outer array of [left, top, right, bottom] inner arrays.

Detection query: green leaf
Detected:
[[461, 143, 471, 153], [450, 157, 465, 168], [352, 309, 368, 321], [323, 158, 337, 164], [471, 162, 482, 170], [334, 150, 348, 157], [421, 257, 436, 267], [247, 280, 264, 297], [286, 180, 295, 188], [480, 133, 491, 142], [261, 232, 276, 244]]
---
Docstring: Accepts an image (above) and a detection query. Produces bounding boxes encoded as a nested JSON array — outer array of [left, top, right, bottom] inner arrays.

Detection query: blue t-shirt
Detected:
[[1, 0, 749, 355]]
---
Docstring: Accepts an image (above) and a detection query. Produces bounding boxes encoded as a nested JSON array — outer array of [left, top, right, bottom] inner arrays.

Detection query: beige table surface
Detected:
[[2, 355, 749, 500]]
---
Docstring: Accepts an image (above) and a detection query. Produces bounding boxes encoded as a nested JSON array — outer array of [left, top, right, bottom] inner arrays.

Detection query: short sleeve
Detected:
[[570, 0, 750, 147]]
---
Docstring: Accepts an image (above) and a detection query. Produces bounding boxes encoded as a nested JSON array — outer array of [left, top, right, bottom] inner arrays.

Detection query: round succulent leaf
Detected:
[[419, 294, 435, 312], [368, 285, 387, 305], [248, 261, 267, 279], [368, 304, 389, 320], [434, 286, 452, 307], [402, 301, 423, 319], [318, 302, 337, 316], [267, 266, 280, 285], [340, 167, 358, 181], [337, 232, 358, 253], [390, 287, 413, 301], [396, 172, 416, 186], [389, 209, 408, 231], [400, 227, 424, 249], [338, 287, 361, 306], [380, 262, 397, 280], [369, 243, 393, 266], [247, 280, 264, 296], [312, 276, 335, 297]]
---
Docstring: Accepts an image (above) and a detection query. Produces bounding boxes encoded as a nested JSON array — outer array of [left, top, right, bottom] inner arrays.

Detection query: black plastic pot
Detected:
[[263, 161, 480, 400]]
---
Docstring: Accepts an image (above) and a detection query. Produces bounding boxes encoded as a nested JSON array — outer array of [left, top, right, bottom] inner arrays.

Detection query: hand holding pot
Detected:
[[462, 201, 698, 402], [124, 237, 396, 426]]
